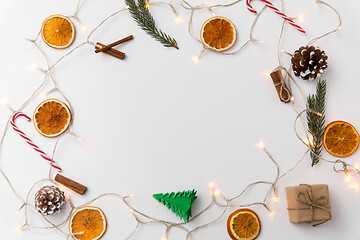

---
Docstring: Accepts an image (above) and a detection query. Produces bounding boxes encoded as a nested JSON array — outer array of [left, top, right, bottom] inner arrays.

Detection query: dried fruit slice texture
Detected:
[[227, 209, 261, 240], [69, 206, 107, 240], [33, 99, 71, 137], [323, 121, 359, 157], [41, 14, 75, 49], [200, 16, 237, 52]]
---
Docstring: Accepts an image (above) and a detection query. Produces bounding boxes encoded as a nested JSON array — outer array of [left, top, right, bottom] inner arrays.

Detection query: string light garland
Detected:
[[0, 0, 359, 239]]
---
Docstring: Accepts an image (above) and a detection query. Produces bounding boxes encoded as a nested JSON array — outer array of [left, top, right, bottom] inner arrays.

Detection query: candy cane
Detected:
[[246, 0, 306, 34], [11, 112, 62, 172]]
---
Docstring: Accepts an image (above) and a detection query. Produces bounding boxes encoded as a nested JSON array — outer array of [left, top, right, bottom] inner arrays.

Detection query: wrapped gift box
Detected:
[[285, 184, 331, 224]]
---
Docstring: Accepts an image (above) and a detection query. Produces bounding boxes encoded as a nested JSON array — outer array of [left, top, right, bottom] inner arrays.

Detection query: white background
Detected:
[[1, 0, 360, 239]]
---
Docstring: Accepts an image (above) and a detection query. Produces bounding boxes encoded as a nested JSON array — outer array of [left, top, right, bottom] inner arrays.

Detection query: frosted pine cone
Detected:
[[35, 186, 65, 215], [291, 46, 328, 81]]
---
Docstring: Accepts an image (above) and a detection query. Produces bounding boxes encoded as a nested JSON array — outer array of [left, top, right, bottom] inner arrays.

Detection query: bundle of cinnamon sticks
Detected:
[[95, 35, 133, 60]]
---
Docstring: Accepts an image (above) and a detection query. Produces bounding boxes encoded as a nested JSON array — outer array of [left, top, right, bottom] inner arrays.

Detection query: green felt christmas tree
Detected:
[[153, 190, 197, 223]]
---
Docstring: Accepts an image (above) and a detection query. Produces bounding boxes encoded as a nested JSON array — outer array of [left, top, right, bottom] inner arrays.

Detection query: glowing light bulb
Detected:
[[129, 193, 135, 197], [296, 15, 304, 22], [192, 56, 200, 63], [80, 24, 88, 31], [214, 189, 220, 196], [145, 3, 150, 9], [290, 96, 295, 102], [0, 98, 8, 107], [272, 195, 279, 202], [345, 173, 352, 182], [30, 63, 40, 71], [351, 183, 360, 191], [16, 226, 23, 233], [337, 26, 343, 30], [264, 71, 272, 78], [208, 182, 214, 188], [269, 211, 275, 217], [162, 237, 168, 240], [257, 141, 265, 150], [58, 184, 64, 191], [175, 16, 182, 23], [130, 209, 135, 214], [41, 91, 49, 100], [211, 11, 216, 16]]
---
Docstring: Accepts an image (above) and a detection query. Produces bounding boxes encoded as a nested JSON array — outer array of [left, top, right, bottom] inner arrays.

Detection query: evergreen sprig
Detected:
[[306, 79, 326, 166], [125, 0, 179, 49]]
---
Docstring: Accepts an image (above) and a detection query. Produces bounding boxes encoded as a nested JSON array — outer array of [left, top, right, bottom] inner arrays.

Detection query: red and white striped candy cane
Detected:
[[246, 0, 306, 34], [11, 112, 62, 172]]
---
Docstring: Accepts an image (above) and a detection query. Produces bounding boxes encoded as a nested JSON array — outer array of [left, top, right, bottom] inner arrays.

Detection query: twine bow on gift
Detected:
[[296, 184, 332, 227]]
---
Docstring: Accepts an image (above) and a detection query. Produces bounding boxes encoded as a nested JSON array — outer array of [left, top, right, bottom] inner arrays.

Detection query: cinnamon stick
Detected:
[[95, 42, 125, 60], [95, 35, 133, 53], [55, 174, 87, 195], [270, 69, 292, 103]]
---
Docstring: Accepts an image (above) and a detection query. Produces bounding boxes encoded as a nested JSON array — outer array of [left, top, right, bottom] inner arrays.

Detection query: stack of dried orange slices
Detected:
[[41, 14, 75, 49], [200, 16, 237, 52]]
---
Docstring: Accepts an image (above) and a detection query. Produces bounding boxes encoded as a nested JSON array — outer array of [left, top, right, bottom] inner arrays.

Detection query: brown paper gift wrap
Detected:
[[286, 184, 331, 224]]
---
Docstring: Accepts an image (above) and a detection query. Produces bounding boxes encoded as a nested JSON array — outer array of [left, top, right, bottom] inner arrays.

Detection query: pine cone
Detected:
[[35, 186, 65, 215], [291, 46, 328, 81]]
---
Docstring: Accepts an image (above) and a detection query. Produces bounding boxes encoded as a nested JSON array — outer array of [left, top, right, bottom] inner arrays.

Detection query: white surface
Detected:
[[1, 0, 360, 239]]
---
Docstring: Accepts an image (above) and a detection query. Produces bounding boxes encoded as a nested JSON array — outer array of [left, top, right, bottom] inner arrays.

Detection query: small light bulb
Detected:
[[211, 11, 216, 16], [214, 189, 220, 196], [40, 92, 49, 100], [337, 26, 343, 30], [192, 56, 200, 63], [175, 16, 182, 23], [296, 15, 304, 22], [209, 182, 214, 188], [290, 96, 295, 102], [269, 211, 275, 217], [257, 141, 265, 150], [80, 24, 88, 31], [30, 63, 40, 71], [345, 173, 352, 182], [130, 209, 135, 214], [0, 98, 8, 107], [16, 226, 23, 233], [129, 193, 135, 197], [314, 3, 319, 7], [162, 237, 168, 240], [145, 3, 150, 9], [264, 71, 272, 78], [58, 184, 64, 191], [272, 195, 279, 202], [351, 183, 359, 191]]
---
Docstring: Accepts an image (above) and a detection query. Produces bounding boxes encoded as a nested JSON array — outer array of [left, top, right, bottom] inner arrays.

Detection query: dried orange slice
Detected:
[[227, 209, 261, 240], [200, 16, 236, 52], [41, 14, 75, 49], [69, 206, 107, 240], [323, 121, 359, 157], [33, 99, 71, 137]]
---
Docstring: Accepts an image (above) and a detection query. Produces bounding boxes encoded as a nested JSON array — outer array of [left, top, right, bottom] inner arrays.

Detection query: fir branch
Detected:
[[306, 79, 326, 166], [125, 0, 179, 49]]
